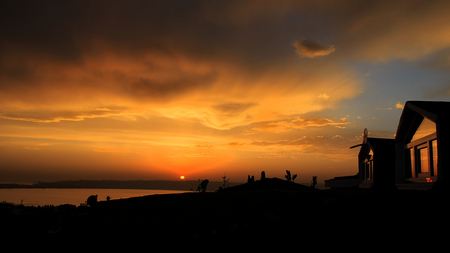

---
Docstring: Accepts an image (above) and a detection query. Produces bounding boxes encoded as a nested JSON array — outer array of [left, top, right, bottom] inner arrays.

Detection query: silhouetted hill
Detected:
[[218, 177, 317, 192], [1, 188, 446, 251]]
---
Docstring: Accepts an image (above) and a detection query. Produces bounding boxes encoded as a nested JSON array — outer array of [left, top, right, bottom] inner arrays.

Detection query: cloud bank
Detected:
[[1, 0, 450, 182]]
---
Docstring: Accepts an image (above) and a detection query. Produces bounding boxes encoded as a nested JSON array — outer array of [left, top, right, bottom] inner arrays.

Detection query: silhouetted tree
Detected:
[[86, 195, 97, 206], [311, 176, 317, 189], [285, 170, 297, 182], [222, 174, 230, 189], [285, 170, 291, 182]]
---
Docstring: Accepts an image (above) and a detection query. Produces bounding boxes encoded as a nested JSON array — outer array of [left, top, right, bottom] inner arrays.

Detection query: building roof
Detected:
[[366, 138, 395, 153], [357, 137, 395, 160], [403, 101, 450, 120], [396, 101, 450, 142]]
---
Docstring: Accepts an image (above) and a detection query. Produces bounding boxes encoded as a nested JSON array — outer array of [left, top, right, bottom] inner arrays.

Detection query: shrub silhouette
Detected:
[[222, 174, 230, 189], [285, 170, 297, 182], [311, 176, 317, 188], [197, 179, 209, 192], [86, 195, 97, 206]]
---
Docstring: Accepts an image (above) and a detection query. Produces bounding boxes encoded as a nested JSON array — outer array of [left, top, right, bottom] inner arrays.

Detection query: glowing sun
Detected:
[[180, 176, 185, 180]]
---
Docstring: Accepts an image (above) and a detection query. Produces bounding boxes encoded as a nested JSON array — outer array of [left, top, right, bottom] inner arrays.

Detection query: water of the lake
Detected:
[[0, 188, 188, 206]]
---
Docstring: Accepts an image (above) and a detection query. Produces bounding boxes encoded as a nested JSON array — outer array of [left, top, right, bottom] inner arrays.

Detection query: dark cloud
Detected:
[[0, 1, 275, 63], [0, 1, 173, 65], [327, 0, 450, 61], [2, 0, 449, 65], [416, 48, 450, 71], [293, 39, 336, 58], [0, 0, 298, 106], [127, 72, 219, 101], [1, 0, 449, 124]]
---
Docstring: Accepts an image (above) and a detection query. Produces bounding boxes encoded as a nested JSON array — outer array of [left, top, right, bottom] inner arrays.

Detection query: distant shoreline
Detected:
[[0, 179, 244, 191]]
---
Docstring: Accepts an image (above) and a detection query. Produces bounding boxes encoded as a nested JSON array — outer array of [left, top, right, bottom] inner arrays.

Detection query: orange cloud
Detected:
[[168, 153, 217, 158], [396, 102, 405, 109], [227, 142, 244, 146], [2, 1, 448, 183], [0, 107, 128, 123], [318, 93, 330, 100], [194, 145, 214, 149], [251, 117, 351, 133], [93, 149, 128, 153]]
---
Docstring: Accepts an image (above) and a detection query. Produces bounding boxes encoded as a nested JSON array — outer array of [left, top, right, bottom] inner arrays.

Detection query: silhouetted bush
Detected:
[[285, 170, 297, 182], [311, 176, 317, 189], [197, 179, 209, 192], [86, 195, 98, 206]]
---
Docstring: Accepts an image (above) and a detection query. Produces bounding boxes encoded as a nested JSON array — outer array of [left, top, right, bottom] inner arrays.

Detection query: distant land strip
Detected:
[[0, 180, 242, 191]]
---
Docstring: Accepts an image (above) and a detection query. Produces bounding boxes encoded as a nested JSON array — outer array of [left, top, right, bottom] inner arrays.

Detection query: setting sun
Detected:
[[1, 1, 449, 186]]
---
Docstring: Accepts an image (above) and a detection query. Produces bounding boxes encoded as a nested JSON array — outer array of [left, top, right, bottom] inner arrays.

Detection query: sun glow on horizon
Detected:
[[1, 1, 448, 185]]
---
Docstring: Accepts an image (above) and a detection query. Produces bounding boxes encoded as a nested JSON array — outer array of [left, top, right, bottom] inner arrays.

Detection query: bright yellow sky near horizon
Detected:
[[2, 1, 450, 184]]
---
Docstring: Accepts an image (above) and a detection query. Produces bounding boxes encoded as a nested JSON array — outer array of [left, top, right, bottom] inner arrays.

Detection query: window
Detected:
[[410, 148, 415, 177], [411, 117, 436, 142], [364, 149, 373, 181], [419, 147, 429, 173], [432, 139, 438, 176], [364, 160, 373, 181], [405, 117, 438, 181]]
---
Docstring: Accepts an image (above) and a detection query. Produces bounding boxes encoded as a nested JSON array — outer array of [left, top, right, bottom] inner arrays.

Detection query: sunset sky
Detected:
[[2, 0, 450, 184]]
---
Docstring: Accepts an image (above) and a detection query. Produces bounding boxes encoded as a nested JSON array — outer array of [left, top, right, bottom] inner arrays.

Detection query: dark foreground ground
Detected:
[[1, 187, 448, 252]]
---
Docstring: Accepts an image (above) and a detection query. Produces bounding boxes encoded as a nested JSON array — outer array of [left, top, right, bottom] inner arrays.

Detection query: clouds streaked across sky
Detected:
[[1, 0, 450, 184]]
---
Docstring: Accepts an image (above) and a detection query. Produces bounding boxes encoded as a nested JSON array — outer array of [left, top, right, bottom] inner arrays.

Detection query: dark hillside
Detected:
[[1, 188, 447, 251], [218, 177, 317, 192]]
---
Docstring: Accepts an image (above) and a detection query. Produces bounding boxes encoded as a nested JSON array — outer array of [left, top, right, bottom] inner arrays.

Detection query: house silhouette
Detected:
[[325, 100, 449, 190]]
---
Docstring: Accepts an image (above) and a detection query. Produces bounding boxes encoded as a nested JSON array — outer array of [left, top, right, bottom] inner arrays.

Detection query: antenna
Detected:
[[363, 128, 368, 144], [350, 128, 368, 149]]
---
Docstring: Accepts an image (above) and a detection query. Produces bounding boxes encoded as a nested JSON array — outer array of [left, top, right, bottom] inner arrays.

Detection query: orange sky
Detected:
[[2, 1, 450, 184]]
